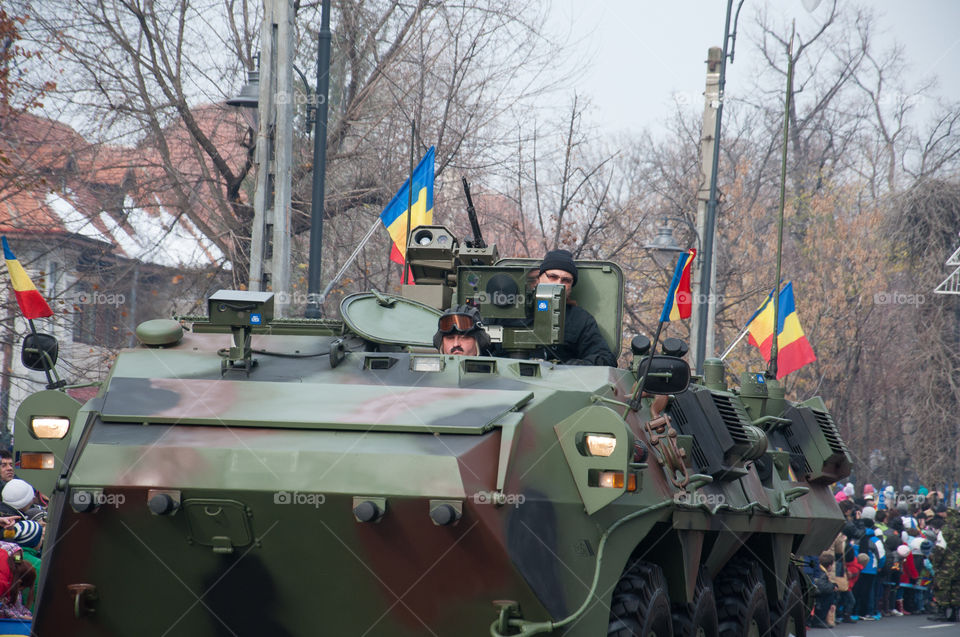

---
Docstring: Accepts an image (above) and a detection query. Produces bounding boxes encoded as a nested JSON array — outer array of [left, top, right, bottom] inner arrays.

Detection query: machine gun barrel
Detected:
[[461, 177, 486, 249]]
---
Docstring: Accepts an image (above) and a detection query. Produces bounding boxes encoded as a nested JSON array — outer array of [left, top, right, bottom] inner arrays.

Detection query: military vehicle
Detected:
[[13, 222, 851, 636]]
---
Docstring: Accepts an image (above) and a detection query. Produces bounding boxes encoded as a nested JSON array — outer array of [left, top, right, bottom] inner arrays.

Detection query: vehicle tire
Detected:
[[715, 560, 771, 637], [608, 561, 674, 637], [672, 568, 719, 637], [771, 565, 806, 637]]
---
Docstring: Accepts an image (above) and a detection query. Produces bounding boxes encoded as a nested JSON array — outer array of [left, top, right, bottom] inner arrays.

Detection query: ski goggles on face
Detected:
[[438, 313, 477, 334]]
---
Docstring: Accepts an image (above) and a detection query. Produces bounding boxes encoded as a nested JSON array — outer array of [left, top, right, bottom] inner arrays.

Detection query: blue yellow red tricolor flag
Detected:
[[2, 236, 53, 319], [379, 147, 435, 269], [659, 248, 696, 322], [746, 288, 776, 354], [745, 281, 816, 379]]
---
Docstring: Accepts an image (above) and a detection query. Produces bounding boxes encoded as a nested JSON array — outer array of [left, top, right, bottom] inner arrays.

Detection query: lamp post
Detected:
[[305, 0, 331, 318], [228, 0, 331, 318], [693, 0, 744, 374]]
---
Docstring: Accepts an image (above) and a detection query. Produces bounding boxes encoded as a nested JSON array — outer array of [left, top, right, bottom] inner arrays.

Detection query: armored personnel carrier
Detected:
[[14, 225, 850, 636]]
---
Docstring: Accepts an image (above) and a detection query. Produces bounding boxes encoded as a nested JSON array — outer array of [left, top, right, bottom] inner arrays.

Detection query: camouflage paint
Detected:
[[16, 307, 850, 635]]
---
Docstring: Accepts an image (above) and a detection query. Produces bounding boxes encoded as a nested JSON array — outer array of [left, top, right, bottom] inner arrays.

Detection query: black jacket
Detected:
[[537, 304, 617, 366]]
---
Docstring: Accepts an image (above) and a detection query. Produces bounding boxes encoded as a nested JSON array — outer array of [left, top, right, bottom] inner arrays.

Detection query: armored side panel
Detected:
[[782, 402, 852, 483], [667, 387, 756, 480]]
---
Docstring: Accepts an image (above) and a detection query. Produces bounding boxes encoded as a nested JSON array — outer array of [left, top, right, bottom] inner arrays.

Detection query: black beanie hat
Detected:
[[539, 249, 578, 286]]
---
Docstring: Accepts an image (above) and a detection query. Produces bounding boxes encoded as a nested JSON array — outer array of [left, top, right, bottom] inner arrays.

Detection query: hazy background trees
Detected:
[[4, 0, 959, 490]]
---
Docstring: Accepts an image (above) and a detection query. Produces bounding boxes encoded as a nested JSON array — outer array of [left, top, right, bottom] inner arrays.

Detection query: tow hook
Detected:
[[68, 583, 98, 618], [493, 600, 522, 635]]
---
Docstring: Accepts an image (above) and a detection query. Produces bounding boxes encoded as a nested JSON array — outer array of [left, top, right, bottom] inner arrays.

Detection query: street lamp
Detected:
[[644, 223, 686, 270], [227, 68, 260, 131], [645, 217, 700, 269]]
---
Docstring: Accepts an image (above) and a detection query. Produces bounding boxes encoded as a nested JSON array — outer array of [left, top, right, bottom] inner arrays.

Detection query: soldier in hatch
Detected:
[[532, 249, 616, 366], [433, 305, 491, 356]]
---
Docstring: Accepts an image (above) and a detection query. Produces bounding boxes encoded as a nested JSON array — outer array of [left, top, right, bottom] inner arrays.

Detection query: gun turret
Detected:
[[403, 225, 497, 309], [461, 177, 486, 250]]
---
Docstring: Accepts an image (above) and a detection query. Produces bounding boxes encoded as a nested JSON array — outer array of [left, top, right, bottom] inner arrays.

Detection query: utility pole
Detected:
[[304, 0, 332, 318], [690, 47, 722, 373], [249, 0, 294, 316]]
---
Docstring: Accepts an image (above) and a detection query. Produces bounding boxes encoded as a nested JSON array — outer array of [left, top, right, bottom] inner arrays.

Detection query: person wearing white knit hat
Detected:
[[1, 479, 34, 513]]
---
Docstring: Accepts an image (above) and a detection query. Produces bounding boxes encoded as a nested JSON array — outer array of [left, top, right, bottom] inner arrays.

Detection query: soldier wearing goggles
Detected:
[[433, 305, 491, 356]]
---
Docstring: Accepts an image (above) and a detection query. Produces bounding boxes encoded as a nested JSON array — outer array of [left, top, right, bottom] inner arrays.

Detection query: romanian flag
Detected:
[[2, 236, 53, 319], [659, 248, 696, 322], [379, 147, 434, 269], [746, 288, 776, 354], [746, 282, 816, 379]]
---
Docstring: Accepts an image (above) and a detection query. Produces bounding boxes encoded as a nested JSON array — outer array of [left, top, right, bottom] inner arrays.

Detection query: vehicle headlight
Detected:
[[30, 416, 70, 439], [581, 433, 617, 457]]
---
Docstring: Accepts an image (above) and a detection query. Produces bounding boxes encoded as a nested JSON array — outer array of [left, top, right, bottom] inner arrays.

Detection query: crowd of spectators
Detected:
[[0, 450, 46, 620], [804, 481, 960, 629]]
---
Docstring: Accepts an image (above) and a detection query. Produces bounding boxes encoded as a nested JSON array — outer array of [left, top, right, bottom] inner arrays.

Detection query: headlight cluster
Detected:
[[30, 416, 70, 439]]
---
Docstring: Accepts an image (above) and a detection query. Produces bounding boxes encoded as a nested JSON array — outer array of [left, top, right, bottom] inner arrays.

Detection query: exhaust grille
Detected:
[[812, 410, 847, 455], [710, 393, 749, 443]]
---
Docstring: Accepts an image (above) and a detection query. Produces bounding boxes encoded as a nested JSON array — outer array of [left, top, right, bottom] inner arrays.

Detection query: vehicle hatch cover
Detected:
[[341, 291, 440, 347]]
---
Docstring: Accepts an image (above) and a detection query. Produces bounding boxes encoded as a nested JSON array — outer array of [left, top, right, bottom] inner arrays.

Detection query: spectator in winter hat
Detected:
[[862, 506, 877, 521], [0, 518, 41, 550], [844, 483, 855, 497], [0, 480, 35, 515]]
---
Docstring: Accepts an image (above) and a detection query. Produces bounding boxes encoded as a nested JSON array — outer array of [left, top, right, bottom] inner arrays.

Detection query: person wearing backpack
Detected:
[[855, 520, 885, 620]]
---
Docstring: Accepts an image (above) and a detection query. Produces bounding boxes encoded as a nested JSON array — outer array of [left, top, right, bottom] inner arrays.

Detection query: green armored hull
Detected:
[[15, 231, 850, 636], [16, 310, 849, 636]]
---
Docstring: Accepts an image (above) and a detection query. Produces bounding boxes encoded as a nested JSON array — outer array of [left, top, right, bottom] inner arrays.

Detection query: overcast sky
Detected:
[[545, 0, 960, 136]]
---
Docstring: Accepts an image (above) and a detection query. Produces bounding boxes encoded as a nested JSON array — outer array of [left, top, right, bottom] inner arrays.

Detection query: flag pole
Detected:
[[624, 249, 693, 416], [720, 324, 750, 360], [624, 319, 667, 418], [317, 216, 383, 304], [404, 120, 415, 286], [769, 23, 795, 380]]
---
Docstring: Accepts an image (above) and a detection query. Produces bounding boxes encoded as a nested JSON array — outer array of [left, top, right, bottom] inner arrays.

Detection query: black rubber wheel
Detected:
[[608, 561, 674, 637], [771, 565, 806, 637], [672, 568, 719, 637], [715, 561, 771, 637]]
